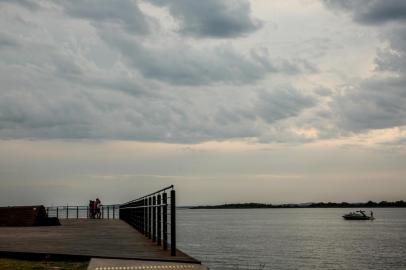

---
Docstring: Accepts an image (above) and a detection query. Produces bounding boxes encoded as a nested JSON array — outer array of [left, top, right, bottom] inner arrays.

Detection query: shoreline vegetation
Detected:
[[0, 258, 88, 270], [188, 200, 406, 209]]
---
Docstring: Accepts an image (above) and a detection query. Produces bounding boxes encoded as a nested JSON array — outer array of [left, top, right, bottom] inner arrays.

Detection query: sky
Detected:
[[0, 0, 405, 206]]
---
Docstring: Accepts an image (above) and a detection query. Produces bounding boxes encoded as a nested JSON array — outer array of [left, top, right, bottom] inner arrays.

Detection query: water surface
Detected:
[[177, 208, 406, 270]]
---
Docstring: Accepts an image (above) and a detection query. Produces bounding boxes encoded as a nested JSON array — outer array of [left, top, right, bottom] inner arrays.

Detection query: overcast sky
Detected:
[[0, 0, 405, 206]]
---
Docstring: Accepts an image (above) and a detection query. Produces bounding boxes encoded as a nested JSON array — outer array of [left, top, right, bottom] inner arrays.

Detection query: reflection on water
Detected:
[[177, 208, 406, 270]]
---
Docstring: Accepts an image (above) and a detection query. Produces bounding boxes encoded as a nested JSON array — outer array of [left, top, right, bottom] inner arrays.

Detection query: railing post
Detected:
[[76, 206, 79, 219], [101, 206, 104, 219], [107, 206, 110, 219], [113, 205, 115, 219], [56, 207, 59, 218], [153, 196, 156, 242], [139, 202, 143, 231], [46, 207, 49, 216], [163, 192, 168, 251], [170, 189, 176, 256], [135, 202, 138, 230], [138, 201, 141, 230], [157, 194, 161, 246], [66, 205, 69, 219], [148, 197, 152, 239], [141, 201, 143, 229], [144, 199, 147, 236], [134, 202, 141, 231]]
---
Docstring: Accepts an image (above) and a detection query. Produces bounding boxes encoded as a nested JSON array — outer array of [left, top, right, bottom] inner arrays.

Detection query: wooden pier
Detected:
[[0, 219, 198, 263], [0, 186, 204, 269]]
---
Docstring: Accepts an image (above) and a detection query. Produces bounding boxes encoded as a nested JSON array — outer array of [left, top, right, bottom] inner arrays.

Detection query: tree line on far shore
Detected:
[[189, 200, 406, 209]]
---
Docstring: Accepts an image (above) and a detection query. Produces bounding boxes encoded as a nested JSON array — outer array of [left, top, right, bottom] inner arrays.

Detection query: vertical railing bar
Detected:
[[163, 192, 168, 251], [157, 194, 162, 246], [140, 201, 142, 229], [139, 202, 142, 232], [153, 196, 156, 242], [148, 197, 152, 239], [144, 198, 147, 236], [137, 203, 139, 228], [139, 201, 142, 230], [170, 189, 176, 256], [66, 205, 69, 219], [144, 199, 147, 236], [136, 201, 139, 230]]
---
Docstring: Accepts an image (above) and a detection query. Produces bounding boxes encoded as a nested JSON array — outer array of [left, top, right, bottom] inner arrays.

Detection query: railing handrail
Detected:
[[46, 204, 120, 209], [121, 185, 174, 206], [45, 204, 120, 220], [119, 204, 168, 210]]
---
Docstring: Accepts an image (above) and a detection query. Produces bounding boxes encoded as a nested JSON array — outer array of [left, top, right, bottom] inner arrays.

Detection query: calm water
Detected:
[[177, 208, 406, 270]]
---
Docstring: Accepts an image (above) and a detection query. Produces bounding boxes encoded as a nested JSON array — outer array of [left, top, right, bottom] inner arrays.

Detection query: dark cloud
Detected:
[[324, 0, 406, 133], [55, 1, 308, 86], [0, 83, 94, 139], [100, 31, 312, 86], [375, 26, 406, 74], [59, 0, 262, 38], [323, 0, 406, 25], [0, 1, 333, 143], [0, 56, 315, 143], [60, 0, 151, 35], [250, 49, 317, 74], [257, 87, 316, 124], [0, 33, 19, 49], [314, 87, 333, 97], [0, 0, 38, 10], [149, 0, 262, 38], [333, 78, 406, 131]]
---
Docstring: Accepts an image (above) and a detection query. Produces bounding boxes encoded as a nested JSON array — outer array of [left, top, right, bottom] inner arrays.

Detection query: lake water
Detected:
[[177, 208, 406, 270]]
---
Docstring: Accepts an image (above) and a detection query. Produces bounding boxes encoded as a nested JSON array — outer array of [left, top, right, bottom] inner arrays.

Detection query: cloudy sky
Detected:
[[0, 0, 405, 206]]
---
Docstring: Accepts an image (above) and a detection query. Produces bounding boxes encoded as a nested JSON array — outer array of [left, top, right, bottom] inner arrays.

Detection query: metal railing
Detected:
[[119, 185, 176, 256], [46, 204, 120, 219]]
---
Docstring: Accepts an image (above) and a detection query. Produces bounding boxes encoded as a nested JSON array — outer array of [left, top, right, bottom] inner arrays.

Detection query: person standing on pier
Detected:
[[89, 200, 95, 219], [95, 198, 101, 219]]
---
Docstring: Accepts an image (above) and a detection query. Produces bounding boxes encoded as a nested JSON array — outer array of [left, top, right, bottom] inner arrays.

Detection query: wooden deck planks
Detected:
[[0, 219, 199, 264]]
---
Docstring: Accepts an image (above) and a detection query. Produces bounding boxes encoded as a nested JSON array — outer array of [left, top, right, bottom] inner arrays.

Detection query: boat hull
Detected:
[[343, 215, 374, 220]]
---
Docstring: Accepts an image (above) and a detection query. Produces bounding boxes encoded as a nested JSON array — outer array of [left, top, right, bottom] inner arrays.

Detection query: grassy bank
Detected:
[[0, 258, 88, 270]]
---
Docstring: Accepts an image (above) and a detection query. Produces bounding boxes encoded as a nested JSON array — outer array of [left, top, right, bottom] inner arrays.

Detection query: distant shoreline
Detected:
[[187, 200, 406, 209]]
